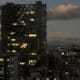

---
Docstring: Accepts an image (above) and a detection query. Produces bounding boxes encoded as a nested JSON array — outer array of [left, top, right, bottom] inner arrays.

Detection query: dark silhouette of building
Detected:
[[1, 1, 47, 80]]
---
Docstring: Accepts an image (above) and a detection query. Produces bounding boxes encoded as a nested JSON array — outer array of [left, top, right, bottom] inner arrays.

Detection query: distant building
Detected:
[[59, 46, 80, 80], [1, 1, 47, 80]]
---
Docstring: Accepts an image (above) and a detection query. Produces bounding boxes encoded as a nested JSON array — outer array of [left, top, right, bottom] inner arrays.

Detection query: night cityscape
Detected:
[[0, 0, 80, 80]]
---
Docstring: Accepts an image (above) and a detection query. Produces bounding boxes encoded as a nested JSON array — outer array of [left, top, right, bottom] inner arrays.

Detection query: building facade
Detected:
[[1, 1, 47, 80]]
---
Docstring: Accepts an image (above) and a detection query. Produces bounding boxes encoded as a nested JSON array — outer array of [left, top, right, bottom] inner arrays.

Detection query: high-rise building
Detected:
[[1, 1, 47, 80]]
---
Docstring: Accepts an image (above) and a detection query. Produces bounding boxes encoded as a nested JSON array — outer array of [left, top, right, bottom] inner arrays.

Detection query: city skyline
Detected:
[[0, 1, 80, 80], [0, 0, 80, 42]]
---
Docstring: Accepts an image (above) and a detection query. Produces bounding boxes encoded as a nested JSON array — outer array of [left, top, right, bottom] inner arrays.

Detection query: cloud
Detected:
[[47, 4, 80, 20]]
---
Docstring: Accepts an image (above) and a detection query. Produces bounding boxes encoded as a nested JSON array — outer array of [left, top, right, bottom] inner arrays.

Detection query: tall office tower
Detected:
[[1, 1, 47, 80]]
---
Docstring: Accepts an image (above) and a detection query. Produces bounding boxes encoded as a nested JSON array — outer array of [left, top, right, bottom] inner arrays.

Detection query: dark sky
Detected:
[[0, 0, 80, 41]]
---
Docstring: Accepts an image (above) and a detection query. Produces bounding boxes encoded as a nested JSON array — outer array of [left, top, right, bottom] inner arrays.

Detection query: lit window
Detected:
[[0, 58, 4, 62], [65, 72, 69, 75], [28, 34, 37, 37], [8, 65, 10, 67], [65, 61, 68, 64], [12, 50, 16, 53], [23, 23, 26, 26], [61, 52, 64, 55], [24, 34, 27, 37], [31, 52, 37, 56], [20, 43, 28, 48], [12, 23, 18, 26], [12, 43, 19, 46], [30, 11, 35, 14], [20, 20, 25, 24], [28, 60, 37, 65], [7, 50, 10, 53], [47, 78, 49, 80], [42, 42, 46, 44], [10, 32, 15, 35], [12, 43, 16, 46], [7, 59, 10, 61], [11, 39, 16, 42], [20, 20, 26, 26], [20, 62, 25, 65], [8, 36, 10, 39], [25, 11, 29, 14], [54, 78, 57, 80], [30, 18, 35, 21], [15, 43, 19, 46]]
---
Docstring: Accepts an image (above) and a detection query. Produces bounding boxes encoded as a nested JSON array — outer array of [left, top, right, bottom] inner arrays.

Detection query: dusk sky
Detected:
[[0, 0, 80, 42]]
